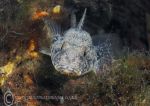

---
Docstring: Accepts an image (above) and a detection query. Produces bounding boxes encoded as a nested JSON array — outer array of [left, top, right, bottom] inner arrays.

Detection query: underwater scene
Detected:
[[0, 0, 150, 105]]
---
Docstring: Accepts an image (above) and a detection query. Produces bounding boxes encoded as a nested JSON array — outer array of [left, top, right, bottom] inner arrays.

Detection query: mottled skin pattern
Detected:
[[51, 28, 98, 76], [41, 9, 98, 76]]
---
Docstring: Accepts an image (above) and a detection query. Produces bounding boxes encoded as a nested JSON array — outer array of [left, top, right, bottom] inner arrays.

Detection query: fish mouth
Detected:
[[60, 69, 81, 76], [55, 66, 81, 76]]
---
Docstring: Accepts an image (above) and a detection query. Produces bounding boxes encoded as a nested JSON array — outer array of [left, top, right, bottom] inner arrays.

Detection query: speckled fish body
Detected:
[[41, 9, 99, 76]]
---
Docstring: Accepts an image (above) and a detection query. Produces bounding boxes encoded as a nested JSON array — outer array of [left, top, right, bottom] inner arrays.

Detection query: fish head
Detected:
[[51, 28, 97, 77], [52, 42, 88, 76]]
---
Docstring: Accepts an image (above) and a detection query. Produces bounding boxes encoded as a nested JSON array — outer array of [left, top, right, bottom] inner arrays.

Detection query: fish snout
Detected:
[[55, 65, 81, 76]]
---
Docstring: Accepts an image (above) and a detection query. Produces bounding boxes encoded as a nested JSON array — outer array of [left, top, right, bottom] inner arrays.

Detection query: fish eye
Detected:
[[83, 51, 86, 57], [81, 47, 86, 56], [61, 42, 66, 50], [61, 44, 63, 50]]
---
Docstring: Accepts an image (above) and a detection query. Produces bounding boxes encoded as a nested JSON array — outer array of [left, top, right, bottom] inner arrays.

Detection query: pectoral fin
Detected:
[[39, 48, 51, 56]]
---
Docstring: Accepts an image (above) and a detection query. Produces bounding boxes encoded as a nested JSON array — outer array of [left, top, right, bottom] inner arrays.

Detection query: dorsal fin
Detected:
[[43, 18, 62, 43], [71, 12, 76, 28], [43, 18, 61, 35], [77, 8, 87, 30]]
